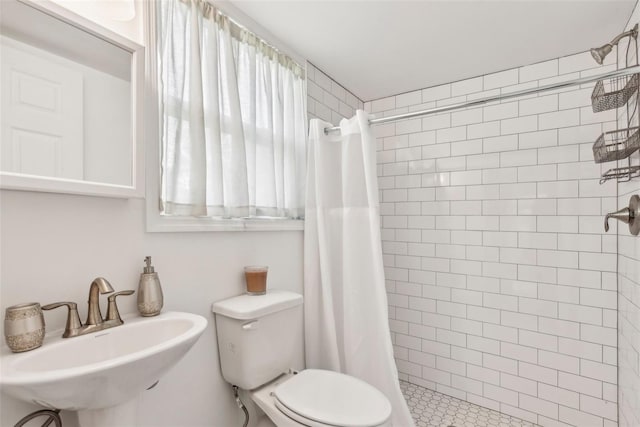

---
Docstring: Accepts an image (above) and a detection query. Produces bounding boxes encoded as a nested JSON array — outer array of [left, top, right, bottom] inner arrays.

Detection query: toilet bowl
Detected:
[[212, 291, 393, 427], [251, 370, 391, 427]]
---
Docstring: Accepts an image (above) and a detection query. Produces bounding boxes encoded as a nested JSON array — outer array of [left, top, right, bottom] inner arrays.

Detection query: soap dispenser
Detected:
[[137, 256, 164, 317]]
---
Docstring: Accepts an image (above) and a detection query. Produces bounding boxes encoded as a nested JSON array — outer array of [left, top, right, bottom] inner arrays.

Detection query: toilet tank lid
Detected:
[[212, 290, 303, 320]]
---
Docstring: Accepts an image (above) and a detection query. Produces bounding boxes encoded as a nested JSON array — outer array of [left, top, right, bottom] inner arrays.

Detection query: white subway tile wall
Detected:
[[617, 4, 640, 427], [370, 49, 623, 426], [307, 62, 364, 126]]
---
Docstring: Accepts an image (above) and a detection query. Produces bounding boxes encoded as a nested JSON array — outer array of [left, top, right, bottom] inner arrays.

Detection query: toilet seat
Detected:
[[272, 369, 391, 427]]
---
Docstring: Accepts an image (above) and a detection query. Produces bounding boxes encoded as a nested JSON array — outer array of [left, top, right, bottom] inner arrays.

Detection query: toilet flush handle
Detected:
[[241, 320, 259, 331]]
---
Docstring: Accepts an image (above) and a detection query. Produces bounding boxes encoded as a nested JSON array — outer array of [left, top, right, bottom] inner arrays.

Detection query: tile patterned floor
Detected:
[[400, 381, 538, 427]]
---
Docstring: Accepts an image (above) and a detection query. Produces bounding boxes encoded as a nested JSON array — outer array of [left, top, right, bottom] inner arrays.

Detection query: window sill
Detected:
[[146, 214, 304, 232]]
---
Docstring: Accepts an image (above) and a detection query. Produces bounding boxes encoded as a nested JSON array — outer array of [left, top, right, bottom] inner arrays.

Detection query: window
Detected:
[[155, 0, 307, 222]]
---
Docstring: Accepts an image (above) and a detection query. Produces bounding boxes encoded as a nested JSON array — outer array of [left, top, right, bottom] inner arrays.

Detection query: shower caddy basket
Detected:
[[591, 73, 638, 112], [591, 34, 640, 184], [592, 127, 640, 163]]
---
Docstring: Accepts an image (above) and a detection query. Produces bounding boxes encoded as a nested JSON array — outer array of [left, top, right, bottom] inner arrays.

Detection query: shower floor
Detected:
[[400, 381, 538, 427]]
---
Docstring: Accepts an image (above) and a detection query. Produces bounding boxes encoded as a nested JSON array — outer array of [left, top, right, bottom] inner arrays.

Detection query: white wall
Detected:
[[617, 3, 640, 426], [370, 49, 622, 426]]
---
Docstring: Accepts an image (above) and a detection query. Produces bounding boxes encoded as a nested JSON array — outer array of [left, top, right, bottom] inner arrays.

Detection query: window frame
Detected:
[[144, 0, 305, 233]]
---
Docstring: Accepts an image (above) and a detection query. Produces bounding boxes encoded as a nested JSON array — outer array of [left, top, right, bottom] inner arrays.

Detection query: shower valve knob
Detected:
[[604, 195, 639, 235]]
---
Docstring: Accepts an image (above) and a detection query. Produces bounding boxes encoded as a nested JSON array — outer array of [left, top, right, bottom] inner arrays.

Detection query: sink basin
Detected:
[[0, 311, 207, 412]]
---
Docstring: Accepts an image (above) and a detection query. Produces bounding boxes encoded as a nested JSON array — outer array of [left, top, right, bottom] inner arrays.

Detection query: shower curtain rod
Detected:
[[324, 65, 640, 134]]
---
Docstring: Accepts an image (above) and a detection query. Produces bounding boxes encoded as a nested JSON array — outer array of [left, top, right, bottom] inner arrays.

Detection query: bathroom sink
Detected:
[[0, 311, 207, 411]]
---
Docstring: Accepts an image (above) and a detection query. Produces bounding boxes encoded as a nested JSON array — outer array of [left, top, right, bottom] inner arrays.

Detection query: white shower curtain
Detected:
[[304, 111, 414, 427]]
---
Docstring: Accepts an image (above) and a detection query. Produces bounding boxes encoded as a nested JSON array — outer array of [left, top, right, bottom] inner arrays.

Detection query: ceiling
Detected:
[[228, 0, 637, 101]]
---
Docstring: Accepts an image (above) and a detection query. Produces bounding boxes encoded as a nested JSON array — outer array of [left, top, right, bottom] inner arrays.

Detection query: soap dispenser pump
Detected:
[[137, 256, 163, 317]]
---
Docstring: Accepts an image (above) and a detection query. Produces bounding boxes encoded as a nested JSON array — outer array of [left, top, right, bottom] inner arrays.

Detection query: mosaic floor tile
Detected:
[[400, 380, 538, 427]]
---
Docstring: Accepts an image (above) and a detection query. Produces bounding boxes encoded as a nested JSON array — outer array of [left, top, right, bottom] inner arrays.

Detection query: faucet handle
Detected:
[[42, 302, 83, 338], [604, 195, 640, 235], [604, 207, 631, 232], [106, 290, 135, 324]]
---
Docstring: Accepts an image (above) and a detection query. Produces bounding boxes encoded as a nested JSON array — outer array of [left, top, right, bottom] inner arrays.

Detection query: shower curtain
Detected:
[[304, 111, 414, 427]]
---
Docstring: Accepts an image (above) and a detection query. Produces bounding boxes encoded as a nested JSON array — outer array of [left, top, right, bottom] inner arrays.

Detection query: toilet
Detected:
[[212, 290, 392, 427]]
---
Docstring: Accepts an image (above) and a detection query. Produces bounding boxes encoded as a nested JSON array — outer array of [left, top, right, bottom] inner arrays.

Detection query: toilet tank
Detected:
[[212, 290, 303, 390]]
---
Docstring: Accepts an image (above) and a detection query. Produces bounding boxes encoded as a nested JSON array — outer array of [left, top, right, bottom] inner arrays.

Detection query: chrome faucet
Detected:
[[43, 277, 135, 338]]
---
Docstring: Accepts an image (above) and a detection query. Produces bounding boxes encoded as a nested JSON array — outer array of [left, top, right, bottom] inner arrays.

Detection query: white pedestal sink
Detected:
[[0, 311, 207, 426]]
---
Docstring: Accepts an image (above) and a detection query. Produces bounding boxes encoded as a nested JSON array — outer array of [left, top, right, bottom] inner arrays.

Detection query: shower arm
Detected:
[[607, 24, 638, 49]]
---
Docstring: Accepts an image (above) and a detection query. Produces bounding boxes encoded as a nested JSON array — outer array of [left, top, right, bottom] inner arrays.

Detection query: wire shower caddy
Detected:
[[591, 73, 638, 112], [592, 31, 640, 184], [592, 127, 640, 163]]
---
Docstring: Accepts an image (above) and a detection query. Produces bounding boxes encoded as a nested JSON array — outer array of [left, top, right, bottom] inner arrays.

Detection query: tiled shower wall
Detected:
[[617, 4, 640, 427], [306, 62, 364, 126], [371, 51, 622, 426]]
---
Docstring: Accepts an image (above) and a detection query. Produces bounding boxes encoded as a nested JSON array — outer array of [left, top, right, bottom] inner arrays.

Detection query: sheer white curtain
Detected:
[[156, 0, 306, 218], [305, 111, 414, 427]]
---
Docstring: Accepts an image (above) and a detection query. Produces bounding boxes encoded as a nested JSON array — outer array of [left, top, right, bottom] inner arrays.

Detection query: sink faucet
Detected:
[[43, 277, 135, 338], [86, 277, 114, 327]]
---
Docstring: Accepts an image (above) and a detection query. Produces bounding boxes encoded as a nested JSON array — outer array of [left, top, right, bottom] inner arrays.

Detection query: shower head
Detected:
[[590, 23, 639, 64], [590, 44, 613, 65]]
